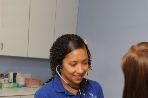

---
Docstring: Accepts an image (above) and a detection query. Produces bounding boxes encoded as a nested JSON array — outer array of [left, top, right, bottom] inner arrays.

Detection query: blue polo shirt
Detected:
[[35, 75, 104, 98]]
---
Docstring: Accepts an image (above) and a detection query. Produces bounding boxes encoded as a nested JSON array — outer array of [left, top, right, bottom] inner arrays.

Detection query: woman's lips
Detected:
[[74, 75, 83, 81]]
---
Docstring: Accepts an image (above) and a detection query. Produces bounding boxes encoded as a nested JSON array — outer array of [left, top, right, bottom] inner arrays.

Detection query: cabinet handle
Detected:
[[1, 43, 3, 50]]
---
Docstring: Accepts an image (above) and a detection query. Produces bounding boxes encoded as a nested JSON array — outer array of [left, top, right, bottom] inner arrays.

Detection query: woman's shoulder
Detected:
[[35, 76, 62, 98], [80, 78, 104, 98], [87, 79, 103, 91], [87, 79, 101, 86], [38, 81, 53, 91], [34, 81, 54, 98]]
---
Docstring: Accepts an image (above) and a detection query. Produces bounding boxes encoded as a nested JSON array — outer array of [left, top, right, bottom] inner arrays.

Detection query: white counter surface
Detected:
[[0, 87, 39, 96]]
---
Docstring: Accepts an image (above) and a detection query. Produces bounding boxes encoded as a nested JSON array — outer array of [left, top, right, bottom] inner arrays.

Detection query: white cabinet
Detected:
[[0, 0, 79, 59], [0, 0, 30, 57], [28, 0, 56, 58], [54, 0, 79, 40], [28, 0, 78, 59]]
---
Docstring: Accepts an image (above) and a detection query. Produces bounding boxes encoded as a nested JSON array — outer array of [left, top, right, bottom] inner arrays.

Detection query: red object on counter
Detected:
[[25, 78, 41, 88]]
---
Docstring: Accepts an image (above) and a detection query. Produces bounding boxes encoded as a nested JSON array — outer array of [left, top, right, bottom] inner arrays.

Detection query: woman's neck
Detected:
[[61, 79, 79, 95]]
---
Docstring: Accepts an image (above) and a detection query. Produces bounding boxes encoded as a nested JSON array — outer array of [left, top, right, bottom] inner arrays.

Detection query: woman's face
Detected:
[[61, 48, 89, 86]]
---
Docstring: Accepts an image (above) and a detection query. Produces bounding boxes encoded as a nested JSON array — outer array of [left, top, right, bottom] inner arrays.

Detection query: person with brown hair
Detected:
[[121, 42, 148, 98]]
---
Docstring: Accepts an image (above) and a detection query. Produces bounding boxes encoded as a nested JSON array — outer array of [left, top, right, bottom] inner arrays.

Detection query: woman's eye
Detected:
[[83, 62, 88, 65], [70, 63, 77, 67]]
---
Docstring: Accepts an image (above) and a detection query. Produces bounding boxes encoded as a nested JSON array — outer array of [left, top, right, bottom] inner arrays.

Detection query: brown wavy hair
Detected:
[[121, 42, 148, 98]]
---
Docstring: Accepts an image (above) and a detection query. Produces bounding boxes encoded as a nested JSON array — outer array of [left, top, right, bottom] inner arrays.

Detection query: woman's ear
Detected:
[[60, 65, 63, 69], [59, 65, 63, 71]]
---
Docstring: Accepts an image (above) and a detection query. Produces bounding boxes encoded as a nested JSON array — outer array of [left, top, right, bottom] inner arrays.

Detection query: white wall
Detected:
[[77, 0, 148, 98]]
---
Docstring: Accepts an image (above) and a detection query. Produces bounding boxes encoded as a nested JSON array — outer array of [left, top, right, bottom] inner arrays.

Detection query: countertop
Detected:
[[0, 87, 39, 96]]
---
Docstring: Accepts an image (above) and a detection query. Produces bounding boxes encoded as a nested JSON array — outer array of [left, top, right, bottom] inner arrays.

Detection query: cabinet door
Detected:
[[0, 0, 3, 52], [20, 95, 34, 98], [28, 0, 56, 59], [54, 0, 79, 40], [0, 0, 30, 56]]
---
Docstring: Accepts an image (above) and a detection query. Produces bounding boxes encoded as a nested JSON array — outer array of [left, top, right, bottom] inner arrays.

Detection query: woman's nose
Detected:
[[76, 65, 84, 73]]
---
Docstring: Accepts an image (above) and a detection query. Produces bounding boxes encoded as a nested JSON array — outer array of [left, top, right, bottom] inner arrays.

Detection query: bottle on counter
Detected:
[[0, 74, 5, 84], [16, 72, 25, 88], [4, 73, 9, 83]]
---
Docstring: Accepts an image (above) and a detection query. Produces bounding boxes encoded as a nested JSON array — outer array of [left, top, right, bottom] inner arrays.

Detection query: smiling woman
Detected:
[[34, 34, 104, 98]]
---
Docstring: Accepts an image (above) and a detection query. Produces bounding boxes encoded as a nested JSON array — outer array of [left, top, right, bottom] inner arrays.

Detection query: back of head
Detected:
[[121, 42, 148, 98]]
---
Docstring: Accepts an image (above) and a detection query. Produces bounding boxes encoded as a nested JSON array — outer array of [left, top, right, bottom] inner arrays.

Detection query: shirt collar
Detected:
[[53, 75, 76, 96], [53, 75, 65, 92]]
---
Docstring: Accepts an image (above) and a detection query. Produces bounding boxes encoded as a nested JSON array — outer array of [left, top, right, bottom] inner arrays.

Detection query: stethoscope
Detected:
[[56, 65, 87, 98]]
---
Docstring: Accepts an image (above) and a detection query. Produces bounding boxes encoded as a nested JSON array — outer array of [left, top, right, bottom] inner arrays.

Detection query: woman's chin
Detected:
[[72, 80, 82, 86]]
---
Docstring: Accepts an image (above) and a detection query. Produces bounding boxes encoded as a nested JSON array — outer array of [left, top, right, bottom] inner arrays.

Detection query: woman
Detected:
[[121, 42, 148, 98], [35, 34, 104, 98]]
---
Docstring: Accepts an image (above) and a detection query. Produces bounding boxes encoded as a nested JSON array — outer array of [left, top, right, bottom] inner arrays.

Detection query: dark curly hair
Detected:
[[49, 34, 91, 77]]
